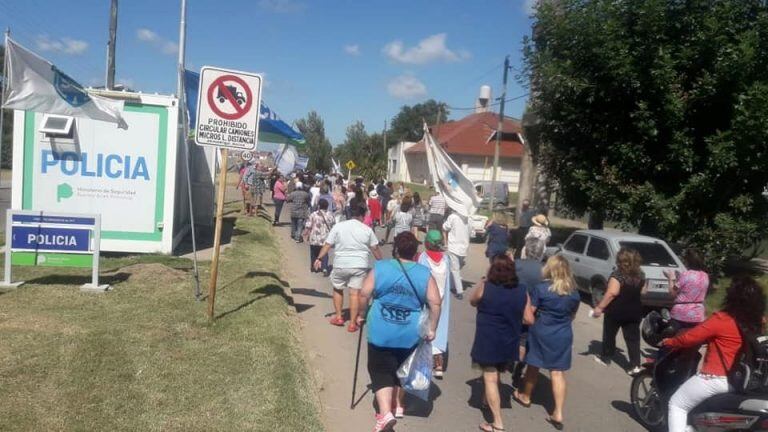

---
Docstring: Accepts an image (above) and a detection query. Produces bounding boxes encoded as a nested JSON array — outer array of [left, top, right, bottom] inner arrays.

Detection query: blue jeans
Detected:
[[291, 217, 305, 241], [273, 199, 285, 224]]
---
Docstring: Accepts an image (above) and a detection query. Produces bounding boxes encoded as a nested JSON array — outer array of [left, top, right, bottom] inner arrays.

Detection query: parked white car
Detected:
[[552, 230, 685, 307], [469, 213, 489, 242]]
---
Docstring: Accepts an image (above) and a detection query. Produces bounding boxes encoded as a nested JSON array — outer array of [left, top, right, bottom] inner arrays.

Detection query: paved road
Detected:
[[276, 206, 649, 432]]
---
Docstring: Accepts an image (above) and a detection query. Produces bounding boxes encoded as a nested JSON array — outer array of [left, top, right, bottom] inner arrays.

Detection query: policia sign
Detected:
[[194, 66, 263, 150]]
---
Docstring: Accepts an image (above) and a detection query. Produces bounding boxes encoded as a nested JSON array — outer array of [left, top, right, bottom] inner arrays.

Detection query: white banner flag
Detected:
[[2, 37, 127, 128], [423, 122, 479, 217], [275, 144, 299, 175]]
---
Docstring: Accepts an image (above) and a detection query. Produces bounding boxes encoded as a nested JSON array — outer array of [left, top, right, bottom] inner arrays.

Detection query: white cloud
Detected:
[[524, 0, 538, 15], [136, 28, 178, 56], [35, 35, 88, 55], [383, 33, 470, 65], [136, 28, 158, 42], [387, 74, 427, 99], [344, 44, 361, 56], [258, 0, 306, 13]]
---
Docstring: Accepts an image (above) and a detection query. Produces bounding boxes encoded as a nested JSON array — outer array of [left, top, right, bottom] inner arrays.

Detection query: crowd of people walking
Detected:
[[255, 166, 764, 432]]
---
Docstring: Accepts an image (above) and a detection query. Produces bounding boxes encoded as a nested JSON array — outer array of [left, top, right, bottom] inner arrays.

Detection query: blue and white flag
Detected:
[[423, 122, 479, 217], [2, 37, 127, 128]]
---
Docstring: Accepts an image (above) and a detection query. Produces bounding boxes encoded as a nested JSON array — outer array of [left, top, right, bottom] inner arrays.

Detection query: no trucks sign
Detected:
[[194, 66, 263, 150]]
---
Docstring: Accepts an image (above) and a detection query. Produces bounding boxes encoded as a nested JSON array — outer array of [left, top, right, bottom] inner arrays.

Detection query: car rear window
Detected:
[[619, 241, 678, 267]]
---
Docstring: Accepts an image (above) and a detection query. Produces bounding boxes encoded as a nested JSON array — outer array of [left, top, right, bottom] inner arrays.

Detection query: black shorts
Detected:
[[367, 343, 417, 392]]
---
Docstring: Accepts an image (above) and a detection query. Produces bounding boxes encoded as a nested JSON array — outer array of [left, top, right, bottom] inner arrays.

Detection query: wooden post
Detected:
[[208, 148, 228, 319]]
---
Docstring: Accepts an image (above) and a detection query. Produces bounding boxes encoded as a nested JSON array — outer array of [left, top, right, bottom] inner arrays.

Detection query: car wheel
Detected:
[[590, 279, 606, 308]]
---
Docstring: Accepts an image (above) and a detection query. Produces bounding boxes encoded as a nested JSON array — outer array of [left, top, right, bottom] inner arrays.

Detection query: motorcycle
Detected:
[[629, 310, 768, 431]]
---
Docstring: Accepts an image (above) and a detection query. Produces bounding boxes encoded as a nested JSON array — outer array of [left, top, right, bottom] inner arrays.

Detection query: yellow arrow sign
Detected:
[[346, 160, 356, 170]]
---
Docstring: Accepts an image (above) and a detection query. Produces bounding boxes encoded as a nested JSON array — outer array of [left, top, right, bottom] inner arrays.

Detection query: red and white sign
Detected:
[[195, 66, 263, 150]]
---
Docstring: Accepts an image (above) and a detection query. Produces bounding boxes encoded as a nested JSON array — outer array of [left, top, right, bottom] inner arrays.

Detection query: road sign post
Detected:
[[346, 160, 356, 181], [194, 66, 263, 319], [194, 66, 263, 151]]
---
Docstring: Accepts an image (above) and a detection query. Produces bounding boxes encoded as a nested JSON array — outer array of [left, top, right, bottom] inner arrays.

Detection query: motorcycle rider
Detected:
[[661, 276, 766, 432]]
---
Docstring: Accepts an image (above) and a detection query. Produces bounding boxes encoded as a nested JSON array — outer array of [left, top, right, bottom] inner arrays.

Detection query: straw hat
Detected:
[[532, 214, 549, 227]]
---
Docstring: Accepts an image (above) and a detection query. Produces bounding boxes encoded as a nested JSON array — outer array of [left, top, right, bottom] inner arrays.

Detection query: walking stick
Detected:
[[351, 320, 364, 409]]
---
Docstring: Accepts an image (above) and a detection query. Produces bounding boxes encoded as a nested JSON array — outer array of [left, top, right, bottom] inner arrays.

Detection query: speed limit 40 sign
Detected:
[[195, 66, 263, 150]]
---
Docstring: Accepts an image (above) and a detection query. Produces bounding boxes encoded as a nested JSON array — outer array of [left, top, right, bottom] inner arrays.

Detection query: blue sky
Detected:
[[0, 0, 535, 144]]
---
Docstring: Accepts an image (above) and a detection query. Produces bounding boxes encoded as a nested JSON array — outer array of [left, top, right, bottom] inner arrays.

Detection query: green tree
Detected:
[[0, 43, 12, 169], [295, 111, 332, 173], [525, 0, 768, 272], [389, 99, 449, 144], [334, 121, 386, 180]]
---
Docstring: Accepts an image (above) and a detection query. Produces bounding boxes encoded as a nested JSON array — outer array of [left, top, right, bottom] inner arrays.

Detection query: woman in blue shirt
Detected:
[[358, 232, 442, 432], [513, 255, 580, 431]]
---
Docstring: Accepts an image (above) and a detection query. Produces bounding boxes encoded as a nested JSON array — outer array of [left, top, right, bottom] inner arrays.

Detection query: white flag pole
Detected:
[[176, 0, 201, 300], [0, 29, 10, 186]]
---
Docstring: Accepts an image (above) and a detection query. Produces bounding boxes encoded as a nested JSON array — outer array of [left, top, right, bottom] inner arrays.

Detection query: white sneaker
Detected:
[[628, 366, 643, 377]]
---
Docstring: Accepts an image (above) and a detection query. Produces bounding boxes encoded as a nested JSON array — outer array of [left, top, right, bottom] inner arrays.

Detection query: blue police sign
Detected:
[[11, 226, 91, 252]]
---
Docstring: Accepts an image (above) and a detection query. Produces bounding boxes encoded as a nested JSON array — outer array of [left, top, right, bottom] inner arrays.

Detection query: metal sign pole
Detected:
[[207, 147, 228, 320], [81, 214, 108, 292]]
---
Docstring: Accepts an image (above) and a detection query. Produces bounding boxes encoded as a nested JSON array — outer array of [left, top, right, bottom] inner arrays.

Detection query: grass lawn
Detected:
[[0, 206, 322, 431]]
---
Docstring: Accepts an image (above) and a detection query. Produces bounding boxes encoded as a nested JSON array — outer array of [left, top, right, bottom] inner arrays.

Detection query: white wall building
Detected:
[[387, 111, 525, 191]]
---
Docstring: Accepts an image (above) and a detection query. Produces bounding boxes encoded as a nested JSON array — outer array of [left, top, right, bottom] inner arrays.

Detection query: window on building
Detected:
[[390, 159, 397, 174]]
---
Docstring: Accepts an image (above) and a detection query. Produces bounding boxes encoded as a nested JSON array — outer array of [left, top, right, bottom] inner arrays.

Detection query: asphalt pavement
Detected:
[[275, 202, 650, 432]]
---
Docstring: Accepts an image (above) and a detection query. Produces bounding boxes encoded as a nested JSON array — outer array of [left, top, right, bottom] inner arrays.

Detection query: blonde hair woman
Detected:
[[485, 211, 510, 262], [592, 248, 645, 376], [513, 255, 580, 431]]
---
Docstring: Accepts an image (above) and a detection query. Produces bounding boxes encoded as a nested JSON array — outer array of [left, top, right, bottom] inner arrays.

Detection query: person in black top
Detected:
[[514, 199, 537, 258], [592, 247, 645, 376]]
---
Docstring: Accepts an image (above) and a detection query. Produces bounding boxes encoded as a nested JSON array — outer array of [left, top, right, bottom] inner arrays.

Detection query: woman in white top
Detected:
[[523, 214, 551, 259], [392, 196, 414, 236]]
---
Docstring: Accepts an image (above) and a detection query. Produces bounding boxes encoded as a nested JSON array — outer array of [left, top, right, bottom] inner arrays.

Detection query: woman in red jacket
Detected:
[[661, 276, 766, 432]]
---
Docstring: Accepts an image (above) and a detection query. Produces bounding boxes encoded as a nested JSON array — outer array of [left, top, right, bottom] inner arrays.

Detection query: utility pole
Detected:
[[382, 119, 387, 179], [105, 0, 118, 89], [176, 0, 201, 300], [488, 55, 510, 213]]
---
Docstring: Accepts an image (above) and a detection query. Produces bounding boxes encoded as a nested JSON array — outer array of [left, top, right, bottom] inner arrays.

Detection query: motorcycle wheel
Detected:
[[630, 369, 666, 430]]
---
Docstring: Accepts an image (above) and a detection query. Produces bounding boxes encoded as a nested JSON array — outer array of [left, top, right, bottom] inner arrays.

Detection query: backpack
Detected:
[[716, 323, 768, 394]]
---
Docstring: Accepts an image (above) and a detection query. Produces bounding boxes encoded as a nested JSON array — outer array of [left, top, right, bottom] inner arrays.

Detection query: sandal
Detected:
[[546, 417, 564, 431], [329, 316, 345, 326], [512, 391, 532, 408], [479, 422, 505, 432], [347, 322, 359, 333]]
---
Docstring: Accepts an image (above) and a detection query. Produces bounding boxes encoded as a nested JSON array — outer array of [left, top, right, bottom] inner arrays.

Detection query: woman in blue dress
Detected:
[[513, 255, 580, 431], [469, 254, 527, 432], [485, 212, 510, 262]]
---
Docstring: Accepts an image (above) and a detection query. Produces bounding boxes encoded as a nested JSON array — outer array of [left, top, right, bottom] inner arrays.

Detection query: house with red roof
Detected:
[[387, 110, 525, 191]]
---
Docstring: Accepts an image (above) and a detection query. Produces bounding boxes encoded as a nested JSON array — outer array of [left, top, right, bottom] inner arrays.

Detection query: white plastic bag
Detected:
[[396, 340, 433, 401]]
